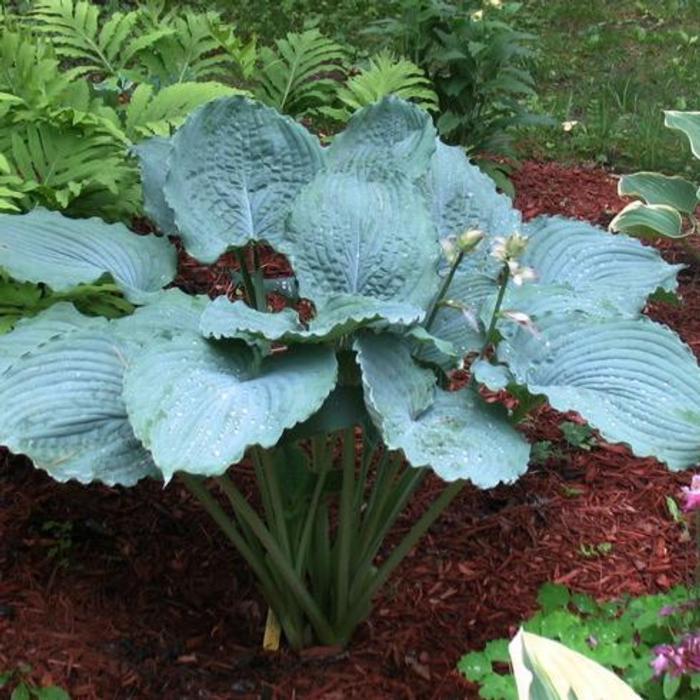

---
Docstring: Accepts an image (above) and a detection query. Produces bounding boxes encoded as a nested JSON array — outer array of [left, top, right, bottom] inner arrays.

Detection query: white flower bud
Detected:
[[457, 228, 485, 253]]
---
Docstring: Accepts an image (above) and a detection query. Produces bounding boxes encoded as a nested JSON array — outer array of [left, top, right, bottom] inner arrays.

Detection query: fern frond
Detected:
[[0, 30, 81, 121], [0, 154, 28, 213], [255, 29, 347, 116], [337, 51, 438, 115], [124, 81, 246, 139], [30, 0, 172, 78], [0, 122, 136, 216], [138, 11, 246, 85]]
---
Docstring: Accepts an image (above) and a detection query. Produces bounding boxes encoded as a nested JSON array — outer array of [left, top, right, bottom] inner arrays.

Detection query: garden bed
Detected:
[[0, 161, 697, 699]]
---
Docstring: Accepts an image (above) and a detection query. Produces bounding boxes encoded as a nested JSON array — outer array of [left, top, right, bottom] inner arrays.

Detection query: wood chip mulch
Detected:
[[0, 160, 698, 699]]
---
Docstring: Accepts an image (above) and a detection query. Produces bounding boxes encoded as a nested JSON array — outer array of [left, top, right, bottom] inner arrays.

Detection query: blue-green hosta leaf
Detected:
[[284, 172, 440, 308], [472, 359, 512, 391], [164, 96, 324, 261], [114, 289, 208, 350], [355, 333, 529, 485], [132, 136, 176, 233], [498, 316, 700, 469], [326, 96, 436, 179], [522, 216, 682, 314], [406, 326, 460, 370], [0, 315, 156, 486], [664, 110, 700, 159], [486, 285, 629, 337], [123, 335, 338, 481], [424, 140, 521, 243], [618, 172, 698, 213], [414, 272, 498, 367], [0, 302, 87, 375], [200, 294, 424, 343], [0, 209, 177, 303], [609, 201, 685, 239]]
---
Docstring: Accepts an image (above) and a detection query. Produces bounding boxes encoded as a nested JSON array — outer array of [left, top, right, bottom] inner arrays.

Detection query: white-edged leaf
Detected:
[[0, 208, 177, 303], [0, 313, 156, 486], [523, 216, 682, 314], [164, 96, 324, 261], [355, 333, 529, 485], [200, 294, 425, 342], [618, 171, 698, 213], [284, 171, 440, 308], [664, 110, 700, 159], [609, 201, 685, 240], [498, 315, 700, 469], [123, 335, 338, 481]]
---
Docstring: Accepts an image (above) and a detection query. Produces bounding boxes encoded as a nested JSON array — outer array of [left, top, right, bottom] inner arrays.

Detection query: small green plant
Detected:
[[364, 0, 546, 189], [1, 96, 700, 651], [559, 420, 597, 451], [0, 664, 70, 700], [579, 541, 613, 558], [459, 583, 700, 699]]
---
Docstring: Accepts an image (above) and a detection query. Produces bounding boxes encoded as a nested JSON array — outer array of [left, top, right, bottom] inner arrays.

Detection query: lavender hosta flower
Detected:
[[680, 474, 700, 513], [651, 634, 700, 678]]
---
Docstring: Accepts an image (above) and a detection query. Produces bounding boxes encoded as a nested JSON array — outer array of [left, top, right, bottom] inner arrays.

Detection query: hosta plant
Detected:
[[611, 111, 700, 259], [1, 96, 700, 650]]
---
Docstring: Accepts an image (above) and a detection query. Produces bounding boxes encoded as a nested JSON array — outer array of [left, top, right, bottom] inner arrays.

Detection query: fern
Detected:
[[30, 0, 172, 79], [0, 122, 136, 215], [0, 154, 28, 213], [124, 81, 246, 139], [255, 29, 347, 116], [138, 10, 255, 85], [329, 51, 438, 121]]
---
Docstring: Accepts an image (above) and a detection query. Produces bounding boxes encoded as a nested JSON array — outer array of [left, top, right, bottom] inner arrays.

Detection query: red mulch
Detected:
[[1, 161, 699, 700]]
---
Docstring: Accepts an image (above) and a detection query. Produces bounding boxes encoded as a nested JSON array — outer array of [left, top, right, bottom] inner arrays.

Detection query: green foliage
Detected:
[[0, 664, 70, 700], [2, 96, 700, 652], [518, 0, 700, 172], [323, 50, 438, 122], [559, 420, 597, 451], [255, 29, 347, 116], [459, 584, 700, 700], [363, 1, 543, 164]]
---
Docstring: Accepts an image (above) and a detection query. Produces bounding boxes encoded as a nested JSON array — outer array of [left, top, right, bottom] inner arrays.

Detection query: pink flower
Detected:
[[680, 474, 700, 513], [651, 634, 700, 678]]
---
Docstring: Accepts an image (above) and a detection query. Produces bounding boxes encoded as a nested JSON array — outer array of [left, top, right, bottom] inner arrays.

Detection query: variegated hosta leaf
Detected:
[[522, 216, 681, 314], [0, 208, 177, 303], [664, 110, 700, 159], [123, 335, 338, 481], [424, 140, 521, 256], [0, 302, 87, 375], [0, 312, 156, 486], [326, 96, 436, 179], [132, 136, 176, 233], [617, 171, 698, 213], [164, 96, 325, 262], [355, 333, 529, 485], [610, 201, 685, 239], [498, 316, 700, 469], [284, 172, 440, 308], [200, 294, 425, 343]]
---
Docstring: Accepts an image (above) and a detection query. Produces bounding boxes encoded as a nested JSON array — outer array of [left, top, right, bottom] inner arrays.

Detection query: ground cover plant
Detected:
[[1, 94, 700, 657], [460, 583, 700, 699]]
